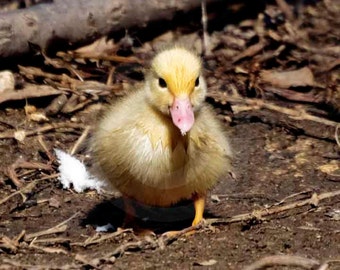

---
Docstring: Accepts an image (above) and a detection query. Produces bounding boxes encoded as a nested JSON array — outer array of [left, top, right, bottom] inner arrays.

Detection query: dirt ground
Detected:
[[0, 1, 339, 269]]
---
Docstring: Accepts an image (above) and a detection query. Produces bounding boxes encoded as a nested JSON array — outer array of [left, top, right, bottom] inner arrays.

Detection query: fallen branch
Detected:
[[0, 0, 218, 58]]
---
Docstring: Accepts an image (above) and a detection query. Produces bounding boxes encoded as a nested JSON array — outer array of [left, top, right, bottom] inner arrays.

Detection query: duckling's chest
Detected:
[[129, 110, 189, 173]]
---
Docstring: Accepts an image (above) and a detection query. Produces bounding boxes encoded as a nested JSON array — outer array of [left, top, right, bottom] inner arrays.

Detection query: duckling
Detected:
[[92, 46, 232, 229]]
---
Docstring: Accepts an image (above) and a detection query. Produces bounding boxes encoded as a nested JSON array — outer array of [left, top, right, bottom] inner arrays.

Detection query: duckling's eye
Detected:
[[158, 78, 167, 88], [195, 77, 199, 87]]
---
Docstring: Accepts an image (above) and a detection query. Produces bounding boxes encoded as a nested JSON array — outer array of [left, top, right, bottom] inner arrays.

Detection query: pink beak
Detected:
[[170, 96, 194, 135]]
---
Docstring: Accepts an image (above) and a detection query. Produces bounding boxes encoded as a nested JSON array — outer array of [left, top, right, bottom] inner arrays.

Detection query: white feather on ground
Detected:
[[95, 223, 115, 232], [55, 149, 106, 193]]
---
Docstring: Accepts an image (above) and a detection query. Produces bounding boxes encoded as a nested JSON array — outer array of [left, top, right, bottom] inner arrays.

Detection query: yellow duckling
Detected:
[[92, 46, 232, 228]]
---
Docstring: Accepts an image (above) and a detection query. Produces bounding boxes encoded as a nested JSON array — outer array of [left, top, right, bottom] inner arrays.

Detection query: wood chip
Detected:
[[14, 130, 26, 142], [0, 70, 15, 93]]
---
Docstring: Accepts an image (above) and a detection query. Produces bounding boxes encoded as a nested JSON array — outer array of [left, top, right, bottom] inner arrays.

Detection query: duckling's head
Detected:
[[146, 46, 207, 135]]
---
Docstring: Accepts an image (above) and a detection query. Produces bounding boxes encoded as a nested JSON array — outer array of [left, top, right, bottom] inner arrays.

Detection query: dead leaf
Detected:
[[193, 259, 218, 266], [74, 36, 117, 56], [260, 67, 315, 88]]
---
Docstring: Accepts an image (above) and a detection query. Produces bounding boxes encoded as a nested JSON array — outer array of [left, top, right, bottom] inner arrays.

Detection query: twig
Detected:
[[29, 243, 68, 254], [201, 0, 211, 56], [100, 224, 208, 262], [0, 173, 59, 206], [243, 255, 320, 270], [19, 65, 80, 86], [233, 42, 266, 63], [206, 190, 340, 226], [211, 93, 340, 128], [0, 180, 40, 205], [42, 52, 85, 82], [105, 237, 158, 259], [335, 124, 340, 148], [160, 223, 205, 246], [0, 122, 86, 140], [106, 66, 115, 86], [272, 190, 313, 207], [69, 125, 91, 155], [5, 164, 23, 188], [4, 159, 53, 189], [74, 189, 340, 263], [0, 84, 62, 105], [37, 135, 55, 162], [25, 212, 80, 241], [67, 52, 142, 64], [26, 225, 68, 241], [71, 228, 133, 247], [32, 237, 71, 245]]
